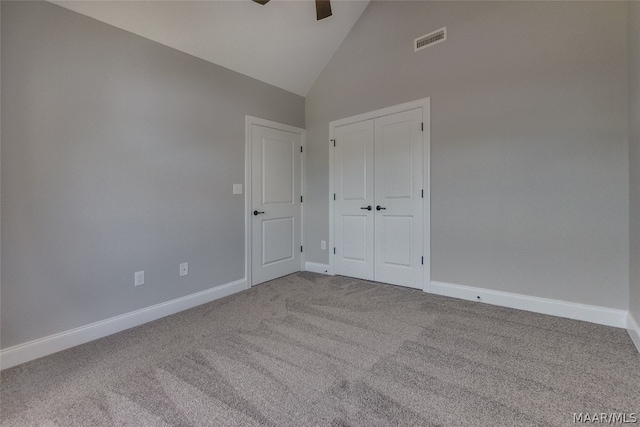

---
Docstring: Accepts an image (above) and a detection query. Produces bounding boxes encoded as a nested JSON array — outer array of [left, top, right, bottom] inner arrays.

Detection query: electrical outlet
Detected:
[[232, 184, 243, 195], [321, 240, 326, 250], [134, 271, 145, 286], [180, 262, 188, 277]]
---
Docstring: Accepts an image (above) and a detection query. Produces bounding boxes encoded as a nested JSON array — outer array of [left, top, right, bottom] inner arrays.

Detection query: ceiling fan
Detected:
[[253, 0, 332, 21]]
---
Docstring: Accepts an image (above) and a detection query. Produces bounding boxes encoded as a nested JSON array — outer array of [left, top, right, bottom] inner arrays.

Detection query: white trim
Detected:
[[304, 262, 330, 274], [301, 128, 307, 271], [245, 116, 306, 288], [328, 98, 431, 288], [430, 281, 627, 328], [330, 98, 432, 129], [422, 100, 431, 292], [245, 116, 305, 135], [328, 123, 335, 275], [627, 313, 640, 353], [0, 278, 247, 371], [245, 118, 252, 287]]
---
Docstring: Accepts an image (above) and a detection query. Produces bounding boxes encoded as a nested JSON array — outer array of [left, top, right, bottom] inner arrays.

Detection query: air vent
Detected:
[[414, 27, 446, 52]]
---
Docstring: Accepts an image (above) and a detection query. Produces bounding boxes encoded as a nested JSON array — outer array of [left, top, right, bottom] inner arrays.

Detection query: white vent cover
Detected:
[[414, 27, 446, 52]]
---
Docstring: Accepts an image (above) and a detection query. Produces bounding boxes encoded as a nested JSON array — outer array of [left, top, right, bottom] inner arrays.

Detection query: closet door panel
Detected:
[[374, 108, 424, 289], [334, 120, 375, 280]]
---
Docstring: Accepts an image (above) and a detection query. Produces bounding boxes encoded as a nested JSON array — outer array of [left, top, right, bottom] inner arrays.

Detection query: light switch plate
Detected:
[[180, 262, 188, 277], [134, 271, 144, 286], [233, 184, 243, 195]]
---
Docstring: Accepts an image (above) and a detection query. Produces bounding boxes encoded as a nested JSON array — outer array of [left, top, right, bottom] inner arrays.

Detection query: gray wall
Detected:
[[630, 0, 640, 323], [305, 1, 629, 309], [1, 1, 304, 348]]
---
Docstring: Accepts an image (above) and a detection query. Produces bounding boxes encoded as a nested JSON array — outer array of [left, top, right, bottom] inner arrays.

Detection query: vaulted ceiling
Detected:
[[51, 0, 371, 97]]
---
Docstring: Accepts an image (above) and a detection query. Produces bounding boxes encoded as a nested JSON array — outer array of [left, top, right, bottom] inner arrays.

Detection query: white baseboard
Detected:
[[430, 281, 628, 329], [0, 278, 248, 371], [304, 262, 330, 274], [628, 313, 640, 353]]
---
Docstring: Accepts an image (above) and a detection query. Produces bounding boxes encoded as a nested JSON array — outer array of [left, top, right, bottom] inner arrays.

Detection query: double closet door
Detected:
[[334, 107, 424, 289]]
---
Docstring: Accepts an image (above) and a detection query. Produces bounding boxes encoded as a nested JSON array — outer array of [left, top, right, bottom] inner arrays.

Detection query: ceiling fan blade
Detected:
[[253, 0, 270, 5], [315, 0, 332, 20]]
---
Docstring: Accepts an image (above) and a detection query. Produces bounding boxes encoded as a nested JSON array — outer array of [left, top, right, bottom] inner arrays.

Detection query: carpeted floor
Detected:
[[1, 272, 639, 426]]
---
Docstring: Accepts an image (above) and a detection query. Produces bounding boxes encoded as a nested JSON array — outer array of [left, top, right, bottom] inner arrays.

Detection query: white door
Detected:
[[374, 108, 423, 288], [251, 124, 302, 285], [333, 107, 424, 289], [334, 120, 375, 280]]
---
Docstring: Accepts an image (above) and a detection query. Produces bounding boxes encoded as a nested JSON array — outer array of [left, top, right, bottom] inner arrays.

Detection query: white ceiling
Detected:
[[51, 0, 371, 97]]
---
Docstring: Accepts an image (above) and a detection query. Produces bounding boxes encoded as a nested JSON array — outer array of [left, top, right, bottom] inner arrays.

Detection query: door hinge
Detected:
[[332, 139, 336, 147], [333, 247, 336, 254], [421, 189, 424, 198], [334, 193, 336, 201], [421, 122, 424, 132], [421, 256, 424, 265], [300, 146, 303, 153], [301, 246, 303, 253], [301, 195, 303, 203]]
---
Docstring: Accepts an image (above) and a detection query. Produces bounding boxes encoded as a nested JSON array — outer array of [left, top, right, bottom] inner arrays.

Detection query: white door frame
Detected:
[[328, 98, 431, 291], [245, 116, 306, 287]]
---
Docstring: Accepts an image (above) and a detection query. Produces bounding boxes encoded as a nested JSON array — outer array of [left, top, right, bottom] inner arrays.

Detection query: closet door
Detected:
[[374, 108, 423, 289], [334, 120, 375, 280]]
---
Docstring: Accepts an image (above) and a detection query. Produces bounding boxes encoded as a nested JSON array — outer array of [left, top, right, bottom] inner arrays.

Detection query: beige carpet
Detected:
[[1, 272, 639, 426]]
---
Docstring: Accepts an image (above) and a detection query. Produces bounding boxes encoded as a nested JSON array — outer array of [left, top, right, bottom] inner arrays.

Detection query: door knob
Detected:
[[253, 210, 265, 216], [376, 205, 386, 211], [360, 206, 372, 211]]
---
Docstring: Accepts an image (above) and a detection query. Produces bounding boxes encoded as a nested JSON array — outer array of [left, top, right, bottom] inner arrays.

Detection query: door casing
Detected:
[[245, 116, 306, 287], [328, 98, 431, 291]]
